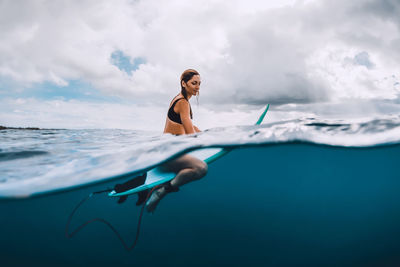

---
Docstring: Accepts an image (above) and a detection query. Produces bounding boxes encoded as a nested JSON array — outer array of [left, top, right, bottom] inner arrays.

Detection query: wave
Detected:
[[0, 151, 48, 162], [0, 116, 399, 198]]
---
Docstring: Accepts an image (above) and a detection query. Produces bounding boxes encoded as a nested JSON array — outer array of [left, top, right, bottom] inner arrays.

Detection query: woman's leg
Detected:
[[146, 154, 208, 212], [162, 154, 208, 188]]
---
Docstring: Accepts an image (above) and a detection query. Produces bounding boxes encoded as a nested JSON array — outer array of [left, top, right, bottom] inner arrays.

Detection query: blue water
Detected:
[[1, 118, 400, 266]]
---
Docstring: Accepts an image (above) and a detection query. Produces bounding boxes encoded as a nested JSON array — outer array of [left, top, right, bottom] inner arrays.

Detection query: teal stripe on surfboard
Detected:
[[108, 104, 269, 197]]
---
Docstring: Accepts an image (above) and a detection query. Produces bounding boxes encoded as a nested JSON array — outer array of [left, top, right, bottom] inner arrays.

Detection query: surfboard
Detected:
[[108, 104, 269, 197]]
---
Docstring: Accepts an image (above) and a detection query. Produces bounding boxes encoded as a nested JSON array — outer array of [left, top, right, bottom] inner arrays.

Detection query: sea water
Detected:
[[0, 117, 400, 266]]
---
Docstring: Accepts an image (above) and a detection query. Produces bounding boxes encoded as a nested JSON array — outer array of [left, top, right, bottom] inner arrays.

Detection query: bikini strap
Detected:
[[170, 97, 193, 119]]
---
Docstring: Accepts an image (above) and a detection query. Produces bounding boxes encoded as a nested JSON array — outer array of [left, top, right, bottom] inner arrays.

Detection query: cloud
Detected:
[[0, 0, 399, 128], [351, 52, 375, 69]]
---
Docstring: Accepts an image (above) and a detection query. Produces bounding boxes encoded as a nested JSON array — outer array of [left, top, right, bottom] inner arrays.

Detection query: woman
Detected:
[[146, 69, 208, 212]]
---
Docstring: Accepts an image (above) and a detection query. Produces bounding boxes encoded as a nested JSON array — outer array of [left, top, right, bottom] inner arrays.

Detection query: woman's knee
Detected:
[[194, 161, 208, 179]]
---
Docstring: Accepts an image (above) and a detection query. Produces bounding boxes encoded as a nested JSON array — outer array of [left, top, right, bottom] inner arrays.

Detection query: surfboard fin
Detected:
[[113, 172, 147, 204], [117, 195, 128, 204], [136, 189, 149, 206]]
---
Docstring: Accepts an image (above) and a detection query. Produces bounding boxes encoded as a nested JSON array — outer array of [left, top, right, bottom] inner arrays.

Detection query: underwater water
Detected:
[[1, 117, 400, 266]]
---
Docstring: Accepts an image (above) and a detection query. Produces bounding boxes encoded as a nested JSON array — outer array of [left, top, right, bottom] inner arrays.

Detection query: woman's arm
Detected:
[[176, 100, 195, 134]]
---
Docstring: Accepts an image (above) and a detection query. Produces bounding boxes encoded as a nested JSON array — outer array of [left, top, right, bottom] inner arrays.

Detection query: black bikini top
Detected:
[[167, 97, 193, 124]]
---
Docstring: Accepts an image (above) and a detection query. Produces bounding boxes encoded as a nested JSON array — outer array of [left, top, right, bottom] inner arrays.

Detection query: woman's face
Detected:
[[183, 75, 201, 96]]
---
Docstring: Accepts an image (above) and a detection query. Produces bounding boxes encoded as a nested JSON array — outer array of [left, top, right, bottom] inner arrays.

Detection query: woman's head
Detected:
[[180, 69, 200, 100]]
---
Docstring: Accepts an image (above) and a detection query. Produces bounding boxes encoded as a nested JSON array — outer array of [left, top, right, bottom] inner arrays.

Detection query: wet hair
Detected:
[[180, 69, 199, 118]]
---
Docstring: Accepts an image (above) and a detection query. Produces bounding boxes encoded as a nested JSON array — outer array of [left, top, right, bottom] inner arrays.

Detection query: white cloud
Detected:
[[0, 0, 399, 128], [306, 45, 400, 101]]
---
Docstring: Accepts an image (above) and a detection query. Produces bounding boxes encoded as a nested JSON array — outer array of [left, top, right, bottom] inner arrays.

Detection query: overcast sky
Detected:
[[0, 0, 399, 130]]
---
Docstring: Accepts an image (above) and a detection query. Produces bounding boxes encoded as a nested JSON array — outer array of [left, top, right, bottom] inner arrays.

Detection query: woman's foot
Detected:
[[145, 182, 179, 213], [145, 187, 167, 213]]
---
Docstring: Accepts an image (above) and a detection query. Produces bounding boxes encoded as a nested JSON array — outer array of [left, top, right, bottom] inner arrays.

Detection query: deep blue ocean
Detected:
[[1, 117, 400, 266]]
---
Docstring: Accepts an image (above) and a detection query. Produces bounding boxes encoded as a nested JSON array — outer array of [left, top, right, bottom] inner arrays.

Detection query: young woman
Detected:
[[146, 69, 208, 212]]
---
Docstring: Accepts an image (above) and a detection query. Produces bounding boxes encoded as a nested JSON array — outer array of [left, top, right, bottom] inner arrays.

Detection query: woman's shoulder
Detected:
[[171, 95, 188, 106], [170, 94, 183, 103], [174, 98, 190, 115], [175, 98, 189, 108]]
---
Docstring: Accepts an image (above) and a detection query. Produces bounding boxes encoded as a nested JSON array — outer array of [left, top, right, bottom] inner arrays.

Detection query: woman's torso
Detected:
[[163, 95, 191, 135]]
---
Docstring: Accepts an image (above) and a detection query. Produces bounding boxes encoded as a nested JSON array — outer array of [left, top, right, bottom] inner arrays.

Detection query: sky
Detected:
[[0, 0, 399, 130]]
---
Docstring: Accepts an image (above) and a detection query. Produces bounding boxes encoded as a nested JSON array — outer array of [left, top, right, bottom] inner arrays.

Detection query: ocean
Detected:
[[1, 117, 400, 266]]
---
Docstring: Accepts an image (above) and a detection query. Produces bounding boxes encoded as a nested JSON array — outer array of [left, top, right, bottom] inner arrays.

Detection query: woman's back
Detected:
[[163, 95, 188, 135]]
